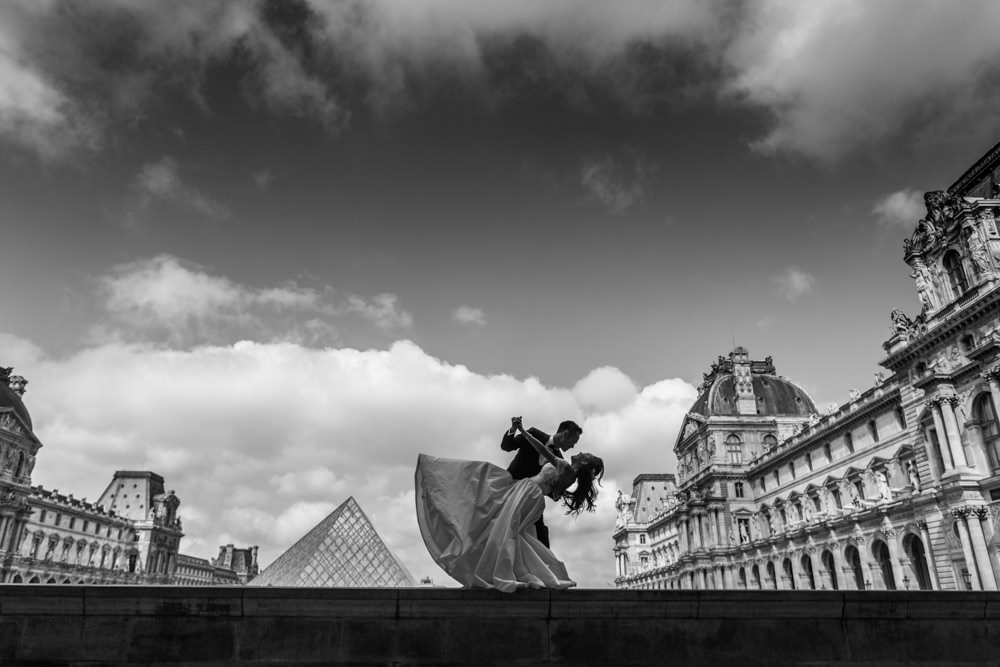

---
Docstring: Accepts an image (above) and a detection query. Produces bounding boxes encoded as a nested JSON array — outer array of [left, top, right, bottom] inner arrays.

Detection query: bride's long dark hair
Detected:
[[561, 453, 605, 516]]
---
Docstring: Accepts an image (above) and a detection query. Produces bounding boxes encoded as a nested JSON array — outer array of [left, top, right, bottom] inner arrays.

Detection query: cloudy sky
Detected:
[[3, 0, 1000, 588]]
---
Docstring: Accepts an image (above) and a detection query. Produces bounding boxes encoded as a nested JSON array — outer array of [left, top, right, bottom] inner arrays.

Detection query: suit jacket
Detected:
[[501, 426, 565, 480]]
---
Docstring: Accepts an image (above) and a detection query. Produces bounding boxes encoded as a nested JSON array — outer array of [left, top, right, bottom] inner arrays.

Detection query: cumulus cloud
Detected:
[[724, 1, 1000, 161], [452, 305, 486, 327], [95, 254, 410, 346], [873, 189, 924, 229], [346, 293, 414, 330], [1, 331, 696, 588], [573, 366, 639, 413], [773, 266, 815, 301], [127, 157, 228, 223], [580, 151, 657, 215]]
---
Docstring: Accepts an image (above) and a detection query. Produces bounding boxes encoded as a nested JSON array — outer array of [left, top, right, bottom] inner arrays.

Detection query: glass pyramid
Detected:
[[250, 496, 415, 587]]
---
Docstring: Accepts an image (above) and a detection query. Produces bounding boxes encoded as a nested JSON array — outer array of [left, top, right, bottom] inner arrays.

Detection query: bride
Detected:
[[414, 417, 604, 592]]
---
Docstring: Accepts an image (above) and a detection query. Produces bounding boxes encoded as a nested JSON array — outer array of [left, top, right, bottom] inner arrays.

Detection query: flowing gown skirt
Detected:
[[415, 453, 575, 592]]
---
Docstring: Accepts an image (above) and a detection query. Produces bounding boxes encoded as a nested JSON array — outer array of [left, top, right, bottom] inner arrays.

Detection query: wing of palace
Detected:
[[614, 139, 1000, 592]]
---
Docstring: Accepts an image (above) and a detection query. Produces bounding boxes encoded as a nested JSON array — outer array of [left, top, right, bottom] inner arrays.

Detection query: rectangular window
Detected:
[[789, 462, 795, 479], [54, 513, 61, 527], [734, 482, 745, 498], [773, 470, 780, 487], [639, 534, 646, 544], [806, 452, 813, 471], [82, 520, 89, 532], [69, 517, 76, 530], [39, 510, 47, 523], [760, 477, 767, 492]]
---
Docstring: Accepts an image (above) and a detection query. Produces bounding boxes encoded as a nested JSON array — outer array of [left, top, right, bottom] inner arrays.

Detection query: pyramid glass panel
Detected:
[[251, 496, 414, 587]]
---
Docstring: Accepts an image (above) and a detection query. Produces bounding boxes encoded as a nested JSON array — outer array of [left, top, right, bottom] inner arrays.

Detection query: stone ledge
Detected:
[[0, 587, 997, 664]]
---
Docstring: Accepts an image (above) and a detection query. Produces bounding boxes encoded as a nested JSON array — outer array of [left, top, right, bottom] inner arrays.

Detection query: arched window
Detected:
[[903, 534, 932, 590], [801, 555, 816, 590], [738, 567, 747, 589], [766, 561, 778, 589], [873, 540, 896, 590], [751, 564, 762, 589], [974, 394, 1000, 469], [845, 545, 865, 589], [822, 550, 839, 590], [726, 435, 742, 464], [763, 433, 778, 450], [943, 250, 968, 295], [783, 558, 796, 590]]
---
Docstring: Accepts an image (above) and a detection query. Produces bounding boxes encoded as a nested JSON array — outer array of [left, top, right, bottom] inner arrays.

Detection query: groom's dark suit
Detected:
[[501, 426, 565, 548]]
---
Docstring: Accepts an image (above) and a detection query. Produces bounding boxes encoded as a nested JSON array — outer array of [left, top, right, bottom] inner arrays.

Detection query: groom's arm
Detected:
[[501, 427, 520, 452], [502, 426, 549, 452]]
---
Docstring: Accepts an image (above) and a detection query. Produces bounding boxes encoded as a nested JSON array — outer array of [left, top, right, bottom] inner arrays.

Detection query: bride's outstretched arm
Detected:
[[513, 418, 559, 467]]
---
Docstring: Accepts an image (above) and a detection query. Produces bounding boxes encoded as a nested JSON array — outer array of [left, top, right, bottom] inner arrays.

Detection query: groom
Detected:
[[501, 417, 583, 548]]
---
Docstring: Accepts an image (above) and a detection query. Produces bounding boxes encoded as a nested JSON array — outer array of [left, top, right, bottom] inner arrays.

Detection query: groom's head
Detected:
[[554, 420, 583, 451]]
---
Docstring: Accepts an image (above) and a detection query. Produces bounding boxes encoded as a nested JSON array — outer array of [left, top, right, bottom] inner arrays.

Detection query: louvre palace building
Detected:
[[614, 139, 1000, 592], [0, 367, 255, 584]]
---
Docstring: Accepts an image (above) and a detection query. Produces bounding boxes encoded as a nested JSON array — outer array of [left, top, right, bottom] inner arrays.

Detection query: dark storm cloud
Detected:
[[4, 1, 1000, 163]]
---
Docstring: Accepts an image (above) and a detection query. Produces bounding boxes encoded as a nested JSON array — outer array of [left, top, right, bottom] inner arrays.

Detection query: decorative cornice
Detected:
[[949, 138, 1000, 196]]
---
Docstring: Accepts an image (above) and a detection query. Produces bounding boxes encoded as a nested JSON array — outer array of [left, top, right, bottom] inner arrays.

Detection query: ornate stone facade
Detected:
[[615, 139, 1000, 592], [0, 369, 184, 584]]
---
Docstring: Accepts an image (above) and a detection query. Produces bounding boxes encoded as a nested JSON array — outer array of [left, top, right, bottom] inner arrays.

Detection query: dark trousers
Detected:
[[535, 515, 550, 549]]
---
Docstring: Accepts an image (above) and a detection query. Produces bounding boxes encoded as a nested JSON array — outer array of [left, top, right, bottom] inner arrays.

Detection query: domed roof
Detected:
[[688, 348, 816, 418], [0, 379, 31, 431], [690, 374, 816, 417]]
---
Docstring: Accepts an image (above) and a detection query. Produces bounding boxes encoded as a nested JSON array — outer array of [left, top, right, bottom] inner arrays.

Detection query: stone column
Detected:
[[969, 507, 998, 590], [709, 508, 720, 548], [954, 509, 983, 590], [0, 516, 9, 553], [929, 400, 955, 470], [918, 521, 941, 590], [940, 396, 969, 468], [679, 519, 688, 553]]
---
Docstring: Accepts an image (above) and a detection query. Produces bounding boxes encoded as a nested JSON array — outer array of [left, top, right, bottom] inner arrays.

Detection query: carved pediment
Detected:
[[0, 412, 23, 435]]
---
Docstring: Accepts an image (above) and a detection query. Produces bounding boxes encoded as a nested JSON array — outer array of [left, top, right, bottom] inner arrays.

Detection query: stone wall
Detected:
[[1, 586, 998, 664]]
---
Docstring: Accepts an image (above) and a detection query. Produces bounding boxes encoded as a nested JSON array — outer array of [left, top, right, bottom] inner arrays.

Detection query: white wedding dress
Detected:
[[414, 453, 576, 592]]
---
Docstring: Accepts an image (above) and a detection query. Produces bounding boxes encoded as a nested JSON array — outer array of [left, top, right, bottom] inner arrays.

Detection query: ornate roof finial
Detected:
[[8, 375, 27, 396]]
